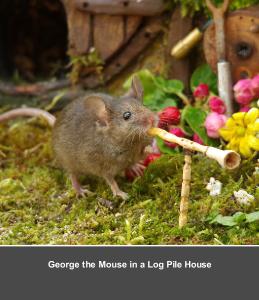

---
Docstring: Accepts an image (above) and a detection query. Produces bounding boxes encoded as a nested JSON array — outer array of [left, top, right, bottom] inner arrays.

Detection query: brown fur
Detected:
[[52, 77, 157, 198]]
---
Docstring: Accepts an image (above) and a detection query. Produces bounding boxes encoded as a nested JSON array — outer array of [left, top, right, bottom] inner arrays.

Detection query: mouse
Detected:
[[0, 76, 157, 200]]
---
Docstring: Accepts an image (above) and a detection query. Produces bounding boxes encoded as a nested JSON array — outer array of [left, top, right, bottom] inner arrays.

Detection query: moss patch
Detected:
[[0, 119, 258, 245]]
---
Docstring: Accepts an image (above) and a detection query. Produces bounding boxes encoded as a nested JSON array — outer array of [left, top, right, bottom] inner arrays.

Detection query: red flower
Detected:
[[193, 83, 209, 99], [158, 106, 181, 129], [239, 105, 250, 112], [251, 74, 259, 97], [143, 153, 161, 167], [193, 133, 204, 145], [234, 79, 254, 105], [164, 128, 185, 149], [209, 96, 226, 114]]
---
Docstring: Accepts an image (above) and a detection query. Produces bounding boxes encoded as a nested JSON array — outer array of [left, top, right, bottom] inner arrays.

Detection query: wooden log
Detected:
[[167, 6, 193, 92], [125, 16, 143, 41], [0, 79, 71, 97], [75, 0, 166, 16], [93, 15, 142, 61], [61, 0, 91, 56], [204, 6, 259, 82], [93, 15, 124, 61], [0, 88, 86, 110], [83, 16, 163, 88]]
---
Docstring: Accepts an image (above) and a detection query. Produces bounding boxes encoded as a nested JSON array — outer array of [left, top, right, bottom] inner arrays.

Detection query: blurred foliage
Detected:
[[123, 69, 186, 111], [190, 64, 218, 94], [68, 49, 103, 85], [171, 0, 259, 16]]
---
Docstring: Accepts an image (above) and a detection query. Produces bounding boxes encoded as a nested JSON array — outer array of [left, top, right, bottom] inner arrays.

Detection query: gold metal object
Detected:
[[171, 28, 203, 59]]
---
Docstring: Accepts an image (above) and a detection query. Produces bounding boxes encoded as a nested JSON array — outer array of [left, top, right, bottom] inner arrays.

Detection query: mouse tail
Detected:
[[0, 108, 56, 127]]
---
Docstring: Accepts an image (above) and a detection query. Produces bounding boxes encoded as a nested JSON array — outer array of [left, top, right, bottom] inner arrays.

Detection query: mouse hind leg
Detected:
[[70, 174, 93, 197], [104, 176, 129, 200]]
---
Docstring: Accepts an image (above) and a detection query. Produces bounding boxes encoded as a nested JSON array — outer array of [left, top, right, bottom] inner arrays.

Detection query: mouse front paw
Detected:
[[114, 190, 129, 200]]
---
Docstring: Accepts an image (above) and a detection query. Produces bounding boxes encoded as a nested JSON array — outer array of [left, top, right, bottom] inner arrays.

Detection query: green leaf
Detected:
[[232, 212, 246, 224], [156, 137, 179, 155], [156, 97, 178, 110], [191, 64, 217, 94], [154, 76, 184, 94], [181, 106, 219, 146], [246, 211, 259, 223], [210, 214, 237, 227], [210, 211, 259, 227]]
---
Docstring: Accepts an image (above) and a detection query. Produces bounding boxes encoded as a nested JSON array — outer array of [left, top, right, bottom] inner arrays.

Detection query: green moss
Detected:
[[0, 120, 258, 245]]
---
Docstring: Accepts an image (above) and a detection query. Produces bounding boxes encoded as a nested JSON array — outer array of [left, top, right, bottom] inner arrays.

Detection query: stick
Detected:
[[179, 151, 192, 228], [148, 128, 240, 169], [0, 79, 71, 97]]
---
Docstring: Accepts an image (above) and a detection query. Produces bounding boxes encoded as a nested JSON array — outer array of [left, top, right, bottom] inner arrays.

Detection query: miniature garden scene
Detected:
[[0, 0, 258, 245]]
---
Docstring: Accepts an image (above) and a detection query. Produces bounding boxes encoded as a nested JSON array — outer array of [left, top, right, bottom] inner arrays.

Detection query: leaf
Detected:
[[144, 92, 178, 111], [154, 76, 184, 94], [246, 211, 259, 223], [143, 89, 166, 108], [191, 64, 218, 94], [232, 212, 246, 224], [181, 106, 219, 146], [210, 211, 259, 227], [210, 214, 237, 227], [156, 137, 179, 155], [156, 97, 178, 110]]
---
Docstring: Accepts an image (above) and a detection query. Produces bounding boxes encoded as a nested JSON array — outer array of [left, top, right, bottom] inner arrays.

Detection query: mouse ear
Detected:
[[125, 75, 144, 101], [84, 96, 110, 127]]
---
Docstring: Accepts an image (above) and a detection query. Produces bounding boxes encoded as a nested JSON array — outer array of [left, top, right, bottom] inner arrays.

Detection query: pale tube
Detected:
[[148, 128, 241, 170]]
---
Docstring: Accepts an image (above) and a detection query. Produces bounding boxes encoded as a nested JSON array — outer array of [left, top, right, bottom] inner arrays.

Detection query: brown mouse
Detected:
[[0, 76, 157, 199]]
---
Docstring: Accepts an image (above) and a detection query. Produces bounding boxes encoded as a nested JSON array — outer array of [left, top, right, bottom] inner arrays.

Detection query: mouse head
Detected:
[[85, 76, 157, 140], [114, 76, 157, 137]]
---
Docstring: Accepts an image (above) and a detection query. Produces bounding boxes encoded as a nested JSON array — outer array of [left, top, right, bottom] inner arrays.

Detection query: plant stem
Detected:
[[177, 92, 191, 106]]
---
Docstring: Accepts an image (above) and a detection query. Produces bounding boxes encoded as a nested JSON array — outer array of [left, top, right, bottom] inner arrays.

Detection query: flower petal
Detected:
[[247, 134, 259, 151], [225, 117, 236, 128], [232, 112, 245, 126], [239, 137, 253, 157], [226, 137, 240, 152], [244, 108, 258, 125], [219, 128, 234, 141]]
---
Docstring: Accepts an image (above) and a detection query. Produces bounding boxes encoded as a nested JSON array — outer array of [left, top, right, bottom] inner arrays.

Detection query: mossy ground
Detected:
[[0, 118, 258, 245]]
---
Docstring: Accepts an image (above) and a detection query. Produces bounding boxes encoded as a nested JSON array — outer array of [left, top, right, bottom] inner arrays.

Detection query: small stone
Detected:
[[206, 177, 222, 196]]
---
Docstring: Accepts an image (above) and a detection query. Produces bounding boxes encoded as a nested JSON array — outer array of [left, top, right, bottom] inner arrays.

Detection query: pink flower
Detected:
[[165, 128, 185, 148], [193, 83, 209, 99], [234, 79, 254, 105], [239, 106, 250, 112], [205, 112, 227, 139], [251, 74, 259, 97], [158, 106, 181, 129], [209, 96, 226, 114], [193, 133, 204, 145]]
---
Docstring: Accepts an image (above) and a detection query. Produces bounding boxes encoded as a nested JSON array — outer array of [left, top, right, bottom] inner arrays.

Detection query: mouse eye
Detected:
[[123, 111, 132, 120]]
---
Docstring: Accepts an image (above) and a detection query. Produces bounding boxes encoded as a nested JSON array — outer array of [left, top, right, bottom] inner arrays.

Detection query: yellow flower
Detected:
[[219, 108, 259, 157]]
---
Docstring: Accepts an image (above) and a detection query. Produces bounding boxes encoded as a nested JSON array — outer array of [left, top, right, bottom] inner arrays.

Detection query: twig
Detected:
[[0, 79, 71, 97]]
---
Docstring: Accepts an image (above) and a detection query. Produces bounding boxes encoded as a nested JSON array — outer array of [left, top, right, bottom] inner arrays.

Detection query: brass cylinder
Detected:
[[171, 28, 203, 59]]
